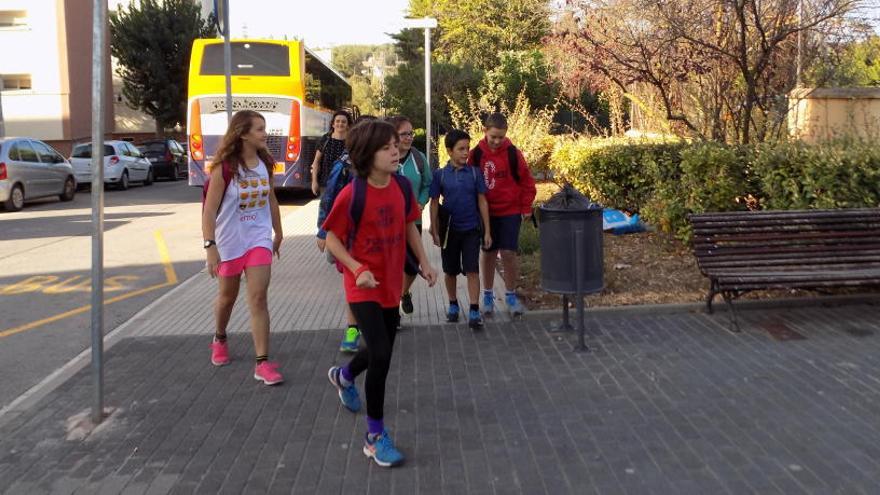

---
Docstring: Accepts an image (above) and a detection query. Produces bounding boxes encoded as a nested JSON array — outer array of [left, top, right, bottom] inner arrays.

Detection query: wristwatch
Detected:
[[203, 239, 216, 249]]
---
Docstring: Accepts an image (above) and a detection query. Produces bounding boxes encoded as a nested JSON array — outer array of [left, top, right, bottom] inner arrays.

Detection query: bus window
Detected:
[[305, 51, 351, 110], [201, 42, 290, 76]]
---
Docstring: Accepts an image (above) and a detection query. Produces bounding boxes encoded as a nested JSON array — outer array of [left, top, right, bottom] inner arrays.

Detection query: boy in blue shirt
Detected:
[[429, 130, 492, 330]]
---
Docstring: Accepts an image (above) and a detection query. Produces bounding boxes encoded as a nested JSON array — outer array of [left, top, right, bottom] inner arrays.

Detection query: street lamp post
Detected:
[[402, 17, 438, 168]]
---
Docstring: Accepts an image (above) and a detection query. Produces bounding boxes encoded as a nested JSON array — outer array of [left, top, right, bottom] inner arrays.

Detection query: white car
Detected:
[[69, 141, 154, 190]]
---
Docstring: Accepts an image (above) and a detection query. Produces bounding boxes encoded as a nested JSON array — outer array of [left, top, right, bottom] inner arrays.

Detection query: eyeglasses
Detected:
[[399, 131, 415, 138]]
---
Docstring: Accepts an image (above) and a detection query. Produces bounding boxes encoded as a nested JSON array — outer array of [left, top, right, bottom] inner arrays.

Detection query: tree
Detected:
[[383, 61, 483, 130], [110, 0, 215, 134], [547, 0, 860, 143], [350, 74, 384, 116], [331, 45, 396, 79], [807, 35, 880, 87], [481, 50, 559, 111], [407, 0, 551, 70]]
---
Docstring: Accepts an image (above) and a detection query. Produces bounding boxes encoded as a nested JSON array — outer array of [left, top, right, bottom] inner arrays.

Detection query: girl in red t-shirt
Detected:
[[322, 120, 437, 467]]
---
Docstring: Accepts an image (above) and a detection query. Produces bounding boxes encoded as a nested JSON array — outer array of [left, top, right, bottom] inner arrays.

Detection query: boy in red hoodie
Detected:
[[468, 112, 537, 316]]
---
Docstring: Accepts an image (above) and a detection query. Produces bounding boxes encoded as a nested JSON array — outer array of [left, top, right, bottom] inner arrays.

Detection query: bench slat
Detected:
[[700, 258, 880, 271], [694, 243, 880, 259], [689, 208, 879, 220]]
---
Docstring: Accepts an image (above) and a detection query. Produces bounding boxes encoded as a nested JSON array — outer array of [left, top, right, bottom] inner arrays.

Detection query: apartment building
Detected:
[[0, 0, 113, 155], [109, 0, 212, 138], [0, 0, 212, 154]]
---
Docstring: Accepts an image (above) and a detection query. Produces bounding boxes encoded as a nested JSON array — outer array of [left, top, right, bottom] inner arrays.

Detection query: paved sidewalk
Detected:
[[2, 302, 880, 493], [2, 202, 880, 494], [124, 199, 512, 339]]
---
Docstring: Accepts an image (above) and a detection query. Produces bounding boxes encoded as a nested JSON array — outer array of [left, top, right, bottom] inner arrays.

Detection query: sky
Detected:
[[226, 0, 413, 48]]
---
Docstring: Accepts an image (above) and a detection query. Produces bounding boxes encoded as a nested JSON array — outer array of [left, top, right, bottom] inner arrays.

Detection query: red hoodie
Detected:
[[469, 137, 537, 217]]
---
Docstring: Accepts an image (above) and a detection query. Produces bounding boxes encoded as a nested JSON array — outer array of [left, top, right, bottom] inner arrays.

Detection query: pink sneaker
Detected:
[[210, 339, 230, 366], [254, 361, 283, 385]]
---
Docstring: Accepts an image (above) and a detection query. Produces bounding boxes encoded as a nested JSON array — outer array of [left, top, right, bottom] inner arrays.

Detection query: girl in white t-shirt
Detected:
[[202, 110, 284, 385]]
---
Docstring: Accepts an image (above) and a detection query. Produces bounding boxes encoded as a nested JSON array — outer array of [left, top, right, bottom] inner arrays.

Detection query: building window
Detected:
[[0, 10, 27, 28], [1, 74, 32, 91]]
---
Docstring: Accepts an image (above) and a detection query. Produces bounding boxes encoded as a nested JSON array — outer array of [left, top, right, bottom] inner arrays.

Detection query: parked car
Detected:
[[0, 137, 77, 212], [137, 139, 186, 180], [69, 141, 153, 190]]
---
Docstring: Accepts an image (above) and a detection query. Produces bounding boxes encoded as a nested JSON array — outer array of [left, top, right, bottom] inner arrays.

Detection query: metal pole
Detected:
[[796, 0, 803, 87], [90, 0, 107, 425], [562, 295, 571, 330], [550, 294, 573, 333], [574, 228, 589, 352], [424, 23, 431, 169], [0, 76, 5, 139], [0, 77, 5, 138], [222, 0, 233, 122]]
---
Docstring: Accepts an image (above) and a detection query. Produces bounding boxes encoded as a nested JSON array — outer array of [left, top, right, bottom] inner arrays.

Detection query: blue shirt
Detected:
[[429, 162, 487, 231]]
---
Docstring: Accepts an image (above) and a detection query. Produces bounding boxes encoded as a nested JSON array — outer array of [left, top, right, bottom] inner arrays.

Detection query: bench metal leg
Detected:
[[721, 290, 741, 333], [706, 280, 718, 314]]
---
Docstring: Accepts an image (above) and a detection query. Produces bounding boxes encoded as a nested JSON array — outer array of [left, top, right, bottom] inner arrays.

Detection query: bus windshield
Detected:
[[200, 42, 290, 76]]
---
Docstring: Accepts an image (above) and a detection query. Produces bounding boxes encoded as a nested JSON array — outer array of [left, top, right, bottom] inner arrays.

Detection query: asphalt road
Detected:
[[0, 179, 312, 412]]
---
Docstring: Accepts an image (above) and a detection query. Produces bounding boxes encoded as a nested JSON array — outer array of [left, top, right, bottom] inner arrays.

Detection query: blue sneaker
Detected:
[[363, 430, 404, 467], [468, 309, 483, 330], [506, 293, 526, 317], [339, 326, 359, 353], [482, 291, 495, 316], [328, 366, 361, 412], [446, 302, 460, 323]]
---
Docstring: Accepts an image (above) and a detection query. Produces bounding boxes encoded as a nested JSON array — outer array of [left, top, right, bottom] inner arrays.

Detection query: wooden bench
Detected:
[[689, 208, 880, 330]]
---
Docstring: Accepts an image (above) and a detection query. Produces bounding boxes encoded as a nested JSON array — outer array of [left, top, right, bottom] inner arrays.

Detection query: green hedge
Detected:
[[549, 138, 880, 242]]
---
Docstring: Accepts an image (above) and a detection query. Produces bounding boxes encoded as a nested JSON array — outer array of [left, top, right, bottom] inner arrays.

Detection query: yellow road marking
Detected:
[[154, 230, 178, 284], [0, 231, 180, 339], [0, 282, 174, 338]]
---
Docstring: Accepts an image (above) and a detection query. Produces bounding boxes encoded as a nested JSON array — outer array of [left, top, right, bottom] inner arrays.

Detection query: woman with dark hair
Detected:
[[202, 110, 284, 385], [310, 109, 352, 196], [322, 119, 437, 467]]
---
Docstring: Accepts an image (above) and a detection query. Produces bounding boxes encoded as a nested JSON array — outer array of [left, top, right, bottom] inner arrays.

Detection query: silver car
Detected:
[[0, 137, 77, 212]]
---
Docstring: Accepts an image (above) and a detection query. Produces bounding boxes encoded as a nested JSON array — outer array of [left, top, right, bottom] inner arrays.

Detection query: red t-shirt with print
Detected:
[[322, 178, 421, 308]]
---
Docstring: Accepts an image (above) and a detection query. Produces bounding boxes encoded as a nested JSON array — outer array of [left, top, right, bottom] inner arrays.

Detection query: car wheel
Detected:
[[119, 170, 130, 190], [144, 168, 154, 186], [3, 184, 24, 212], [60, 177, 76, 201]]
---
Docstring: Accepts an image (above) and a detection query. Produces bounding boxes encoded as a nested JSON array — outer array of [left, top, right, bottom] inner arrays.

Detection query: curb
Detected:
[[0, 267, 207, 430], [520, 293, 880, 320]]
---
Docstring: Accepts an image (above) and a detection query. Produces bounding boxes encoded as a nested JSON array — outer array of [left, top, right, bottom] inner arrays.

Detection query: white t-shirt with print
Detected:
[[215, 161, 274, 261]]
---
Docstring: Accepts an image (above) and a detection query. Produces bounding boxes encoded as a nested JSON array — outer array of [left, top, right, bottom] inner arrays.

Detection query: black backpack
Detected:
[[471, 145, 520, 183]]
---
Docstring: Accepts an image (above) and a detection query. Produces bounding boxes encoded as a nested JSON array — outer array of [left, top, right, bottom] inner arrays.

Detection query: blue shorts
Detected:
[[485, 214, 521, 252]]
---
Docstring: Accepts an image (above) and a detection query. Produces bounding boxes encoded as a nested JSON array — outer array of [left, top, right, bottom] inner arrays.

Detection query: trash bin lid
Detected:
[[539, 183, 601, 212]]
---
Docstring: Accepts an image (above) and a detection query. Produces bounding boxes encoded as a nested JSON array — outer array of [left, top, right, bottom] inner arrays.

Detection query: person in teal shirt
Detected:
[[387, 116, 432, 317]]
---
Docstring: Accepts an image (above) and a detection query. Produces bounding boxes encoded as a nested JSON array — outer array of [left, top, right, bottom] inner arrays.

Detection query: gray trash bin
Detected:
[[535, 184, 603, 351], [537, 185, 603, 295]]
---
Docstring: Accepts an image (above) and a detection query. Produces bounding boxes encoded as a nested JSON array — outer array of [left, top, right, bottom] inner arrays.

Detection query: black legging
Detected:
[[348, 302, 399, 420]]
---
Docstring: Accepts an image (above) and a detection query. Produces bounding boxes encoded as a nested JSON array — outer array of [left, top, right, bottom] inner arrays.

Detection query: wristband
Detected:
[[353, 264, 370, 279]]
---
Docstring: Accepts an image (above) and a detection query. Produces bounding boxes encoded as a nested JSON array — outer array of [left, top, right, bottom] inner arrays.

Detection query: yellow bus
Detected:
[[187, 38, 351, 189]]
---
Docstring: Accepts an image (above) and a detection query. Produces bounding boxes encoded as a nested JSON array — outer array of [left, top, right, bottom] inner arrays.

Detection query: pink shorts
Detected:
[[218, 247, 273, 277]]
